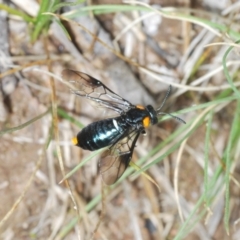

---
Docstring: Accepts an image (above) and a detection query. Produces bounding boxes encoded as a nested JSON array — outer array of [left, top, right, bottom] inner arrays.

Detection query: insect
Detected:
[[62, 69, 185, 185]]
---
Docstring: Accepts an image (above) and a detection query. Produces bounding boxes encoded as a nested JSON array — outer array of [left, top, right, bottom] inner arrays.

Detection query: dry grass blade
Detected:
[[2, 0, 240, 238], [130, 161, 161, 192], [0, 128, 51, 228], [174, 105, 216, 222]]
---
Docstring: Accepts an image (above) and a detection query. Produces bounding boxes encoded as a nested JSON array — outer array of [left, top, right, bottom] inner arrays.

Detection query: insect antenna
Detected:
[[156, 85, 186, 124]]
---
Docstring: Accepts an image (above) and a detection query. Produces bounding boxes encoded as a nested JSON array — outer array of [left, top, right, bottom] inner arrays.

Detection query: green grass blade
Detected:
[[61, 149, 104, 182], [204, 110, 213, 206], [57, 193, 102, 238], [63, 4, 149, 18], [118, 118, 192, 185], [0, 3, 34, 23], [224, 99, 240, 234], [0, 108, 51, 137], [175, 165, 225, 239], [62, 5, 240, 40], [135, 114, 206, 175], [31, 0, 60, 42], [57, 107, 84, 128], [222, 41, 240, 98], [51, 0, 86, 12]]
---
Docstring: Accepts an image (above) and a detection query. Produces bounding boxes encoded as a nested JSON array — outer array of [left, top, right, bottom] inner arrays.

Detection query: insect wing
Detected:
[[100, 150, 130, 185], [62, 69, 102, 89], [62, 69, 133, 113], [99, 130, 141, 185]]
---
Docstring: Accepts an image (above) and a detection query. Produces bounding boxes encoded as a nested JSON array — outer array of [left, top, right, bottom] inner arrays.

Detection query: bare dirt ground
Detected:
[[1, 0, 240, 240]]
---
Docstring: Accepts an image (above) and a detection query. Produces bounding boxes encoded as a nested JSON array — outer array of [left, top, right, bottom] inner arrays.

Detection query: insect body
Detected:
[[62, 69, 185, 185], [73, 105, 157, 151]]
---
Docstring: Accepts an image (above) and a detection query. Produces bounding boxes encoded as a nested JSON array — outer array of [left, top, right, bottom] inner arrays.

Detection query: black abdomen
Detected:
[[76, 118, 124, 151]]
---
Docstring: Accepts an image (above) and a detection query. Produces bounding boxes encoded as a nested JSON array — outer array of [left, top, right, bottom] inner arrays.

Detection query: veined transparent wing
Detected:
[[62, 69, 133, 114], [99, 130, 141, 185]]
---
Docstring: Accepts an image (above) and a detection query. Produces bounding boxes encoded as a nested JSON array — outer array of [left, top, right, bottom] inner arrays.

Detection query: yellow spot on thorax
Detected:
[[143, 116, 150, 128], [136, 105, 145, 110], [72, 137, 78, 145]]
